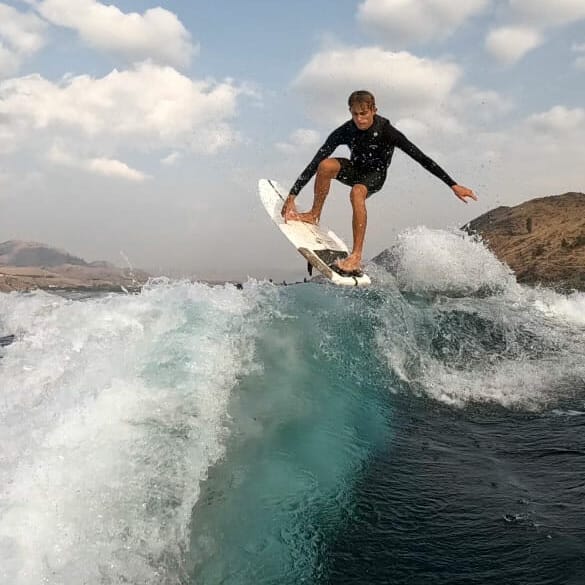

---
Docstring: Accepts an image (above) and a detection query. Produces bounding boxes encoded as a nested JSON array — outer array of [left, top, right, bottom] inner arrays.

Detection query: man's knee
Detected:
[[317, 158, 340, 178], [350, 184, 368, 202]]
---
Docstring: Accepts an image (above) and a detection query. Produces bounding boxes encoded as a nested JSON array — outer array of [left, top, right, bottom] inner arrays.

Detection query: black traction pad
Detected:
[[330, 264, 364, 278]]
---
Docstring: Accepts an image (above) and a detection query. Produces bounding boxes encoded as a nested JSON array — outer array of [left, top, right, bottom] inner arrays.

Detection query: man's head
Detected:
[[348, 90, 377, 130]]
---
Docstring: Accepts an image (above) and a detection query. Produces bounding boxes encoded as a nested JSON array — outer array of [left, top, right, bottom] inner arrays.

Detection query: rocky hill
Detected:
[[0, 241, 149, 293], [462, 192, 585, 290], [0, 240, 90, 267]]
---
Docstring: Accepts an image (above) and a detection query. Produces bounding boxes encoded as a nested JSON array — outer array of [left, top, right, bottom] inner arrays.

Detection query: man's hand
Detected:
[[281, 194, 298, 222], [452, 184, 477, 204]]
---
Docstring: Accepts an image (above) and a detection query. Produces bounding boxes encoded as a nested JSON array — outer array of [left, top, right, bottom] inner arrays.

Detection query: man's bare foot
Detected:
[[335, 255, 362, 273], [288, 210, 319, 224]]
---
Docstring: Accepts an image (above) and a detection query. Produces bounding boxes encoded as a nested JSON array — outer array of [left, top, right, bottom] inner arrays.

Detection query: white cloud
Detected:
[[87, 157, 148, 181], [0, 43, 14, 77], [0, 62, 248, 176], [485, 1, 585, 64], [275, 128, 321, 153], [526, 105, 585, 133], [188, 123, 242, 154], [293, 47, 461, 126], [0, 63, 244, 148], [0, 3, 47, 77], [485, 26, 543, 65], [456, 104, 585, 201], [47, 144, 148, 181], [36, 0, 196, 67], [481, 105, 585, 197], [161, 151, 182, 166], [357, 0, 489, 44], [507, 0, 585, 27]]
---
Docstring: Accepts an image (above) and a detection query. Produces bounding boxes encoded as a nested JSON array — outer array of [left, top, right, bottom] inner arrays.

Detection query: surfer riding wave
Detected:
[[281, 90, 477, 274]]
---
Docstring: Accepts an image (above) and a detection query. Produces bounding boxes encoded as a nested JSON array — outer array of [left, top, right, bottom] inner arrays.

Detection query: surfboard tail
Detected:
[[298, 247, 370, 286]]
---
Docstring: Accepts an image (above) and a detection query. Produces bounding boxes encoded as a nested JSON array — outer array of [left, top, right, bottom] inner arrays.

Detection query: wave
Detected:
[[1, 227, 584, 583], [0, 280, 267, 584]]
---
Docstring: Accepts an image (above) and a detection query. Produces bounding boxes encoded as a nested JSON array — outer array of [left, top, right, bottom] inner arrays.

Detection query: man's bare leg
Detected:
[[287, 158, 340, 224], [336, 184, 368, 272]]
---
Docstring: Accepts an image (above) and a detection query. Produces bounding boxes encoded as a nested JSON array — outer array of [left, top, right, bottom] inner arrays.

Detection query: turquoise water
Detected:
[[189, 286, 394, 583], [1, 228, 584, 584]]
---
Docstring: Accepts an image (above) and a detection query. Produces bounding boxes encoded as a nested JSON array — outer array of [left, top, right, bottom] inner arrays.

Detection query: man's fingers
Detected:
[[281, 202, 290, 222], [453, 186, 478, 203], [282, 197, 297, 222]]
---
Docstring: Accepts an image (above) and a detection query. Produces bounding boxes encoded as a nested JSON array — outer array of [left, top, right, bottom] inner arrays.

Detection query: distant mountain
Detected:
[[0, 240, 149, 292], [0, 240, 88, 267], [462, 192, 585, 290]]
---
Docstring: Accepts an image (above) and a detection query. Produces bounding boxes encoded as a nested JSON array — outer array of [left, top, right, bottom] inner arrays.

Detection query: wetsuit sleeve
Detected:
[[390, 126, 457, 188], [289, 127, 345, 196]]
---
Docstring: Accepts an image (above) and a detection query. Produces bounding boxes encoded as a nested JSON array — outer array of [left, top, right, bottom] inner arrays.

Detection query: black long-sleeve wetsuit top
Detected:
[[290, 114, 456, 196]]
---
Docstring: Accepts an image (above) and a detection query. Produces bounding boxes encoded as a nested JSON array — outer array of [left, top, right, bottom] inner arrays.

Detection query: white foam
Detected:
[[530, 288, 585, 327], [386, 226, 516, 294], [0, 281, 265, 584], [377, 281, 585, 410], [417, 356, 573, 410]]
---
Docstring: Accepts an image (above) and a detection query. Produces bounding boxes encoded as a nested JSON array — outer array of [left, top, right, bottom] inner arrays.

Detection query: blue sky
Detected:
[[0, 0, 584, 280]]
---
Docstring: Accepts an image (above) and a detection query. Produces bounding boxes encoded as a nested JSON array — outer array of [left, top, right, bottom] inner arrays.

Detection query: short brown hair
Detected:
[[348, 90, 376, 109]]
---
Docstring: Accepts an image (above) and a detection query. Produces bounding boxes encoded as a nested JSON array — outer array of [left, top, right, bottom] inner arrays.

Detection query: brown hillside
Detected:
[[463, 192, 585, 290], [0, 240, 88, 267], [0, 240, 149, 292]]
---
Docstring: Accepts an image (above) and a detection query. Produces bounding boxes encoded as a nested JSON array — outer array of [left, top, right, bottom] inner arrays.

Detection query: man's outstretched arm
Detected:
[[392, 127, 477, 202]]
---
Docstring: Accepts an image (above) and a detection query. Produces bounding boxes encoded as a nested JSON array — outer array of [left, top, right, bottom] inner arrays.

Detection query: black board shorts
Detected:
[[334, 158, 386, 197]]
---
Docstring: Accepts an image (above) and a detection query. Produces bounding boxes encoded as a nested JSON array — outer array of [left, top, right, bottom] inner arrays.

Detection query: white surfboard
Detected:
[[258, 179, 371, 286]]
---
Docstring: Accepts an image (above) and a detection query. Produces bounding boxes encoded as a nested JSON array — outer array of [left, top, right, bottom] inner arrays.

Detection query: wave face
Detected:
[[0, 281, 262, 584], [1, 229, 584, 584]]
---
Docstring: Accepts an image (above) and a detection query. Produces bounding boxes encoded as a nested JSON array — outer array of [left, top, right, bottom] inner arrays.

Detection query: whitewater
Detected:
[[1, 228, 584, 584]]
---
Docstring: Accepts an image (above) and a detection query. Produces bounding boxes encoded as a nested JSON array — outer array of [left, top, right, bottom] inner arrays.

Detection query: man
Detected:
[[281, 90, 477, 274]]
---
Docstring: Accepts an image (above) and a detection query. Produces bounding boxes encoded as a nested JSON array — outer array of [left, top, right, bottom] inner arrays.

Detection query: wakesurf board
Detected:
[[258, 179, 371, 286]]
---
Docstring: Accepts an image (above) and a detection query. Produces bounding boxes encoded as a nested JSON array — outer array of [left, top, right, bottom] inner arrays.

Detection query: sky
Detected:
[[0, 0, 584, 281]]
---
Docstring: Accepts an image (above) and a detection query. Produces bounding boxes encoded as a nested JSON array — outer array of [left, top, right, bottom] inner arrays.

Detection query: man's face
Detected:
[[350, 103, 376, 130]]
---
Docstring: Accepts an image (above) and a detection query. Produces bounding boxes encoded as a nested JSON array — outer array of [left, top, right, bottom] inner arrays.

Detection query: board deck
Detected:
[[258, 179, 371, 286]]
